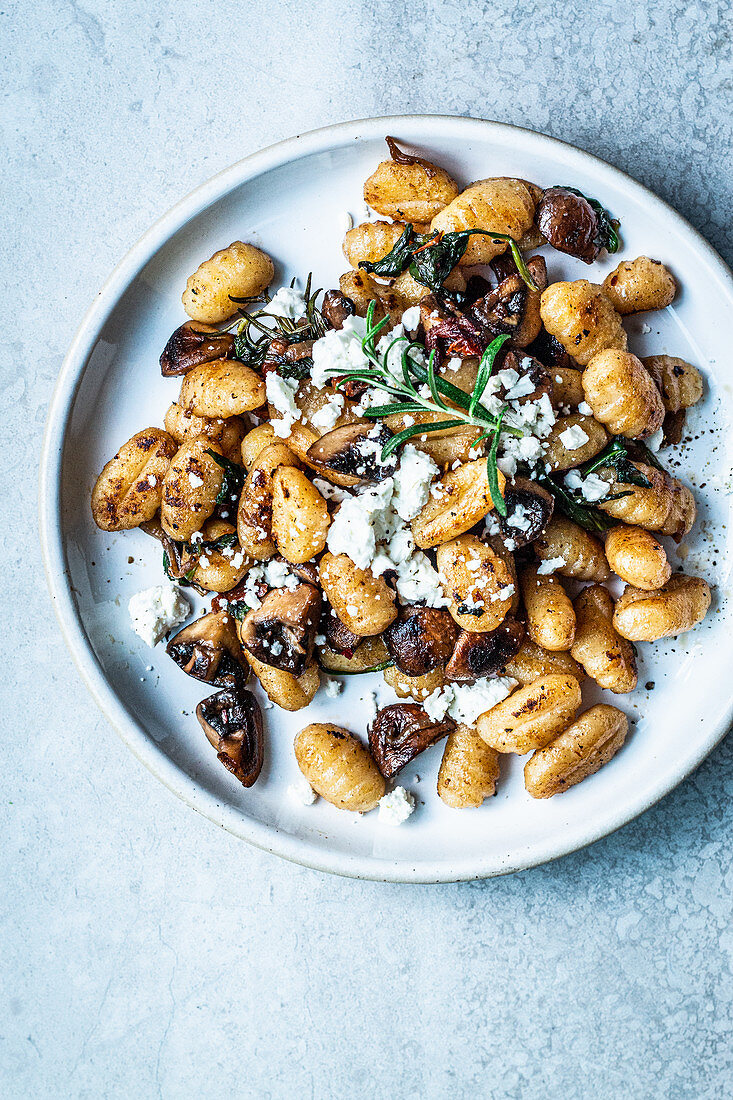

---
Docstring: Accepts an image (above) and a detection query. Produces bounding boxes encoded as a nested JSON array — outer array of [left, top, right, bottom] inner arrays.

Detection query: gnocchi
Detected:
[[437, 724, 500, 808], [182, 241, 274, 323], [294, 724, 385, 811], [476, 674, 582, 754], [612, 575, 711, 641], [602, 257, 676, 315], [540, 280, 627, 366], [524, 705, 628, 798], [570, 585, 637, 694], [582, 349, 665, 439]]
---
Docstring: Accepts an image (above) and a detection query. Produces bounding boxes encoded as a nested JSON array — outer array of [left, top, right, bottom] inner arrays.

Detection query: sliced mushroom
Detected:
[[306, 423, 396, 485], [535, 187, 599, 264], [369, 703, 455, 779], [322, 289, 356, 330], [196, 686, 264, 787], [420, 295, 485, 360], [445, 619, 525, 682], [662, 409, 686, 447], [384, 607, 458, 676], [497, 477, 555, 549], [526, 329, 579, 371], [324, 610, 362, 658], [238, 584, 322, 674], [160, 321, 235, 377], [469, 256, 547, 348], [166, 610, 248, 687]]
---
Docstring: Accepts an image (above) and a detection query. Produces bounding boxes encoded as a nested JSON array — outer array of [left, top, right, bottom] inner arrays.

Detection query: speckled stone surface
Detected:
[[3, 1, 732, 1096]]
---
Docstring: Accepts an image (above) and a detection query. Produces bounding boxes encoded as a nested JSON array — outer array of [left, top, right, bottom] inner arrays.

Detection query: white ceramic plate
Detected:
[[40, 116, 733, 882]]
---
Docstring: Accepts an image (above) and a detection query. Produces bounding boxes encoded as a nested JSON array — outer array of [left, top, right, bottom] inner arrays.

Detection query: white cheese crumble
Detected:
[[324, 678, 343, 698], [423, 677, 517, 725], [564, 469, 611, 502], [267, 285, 307, 319], [310, 314, 368, 389], [310, 393, 345, 431], [646, 427, 664, 453], [400, 305, 422, 332], [391, 444, 439, 521], [378, 787, 415, 826], [558, 424, 590, 450], [288, 774, 318, 805], [577, 401, 593, 416], [265, 372, 301, 438], [237, 559, 300, 610], [128, 583, 190, 648], [188, 472, 204, 489], [536, 556, 567, 576], [312, 477, 352, 503]]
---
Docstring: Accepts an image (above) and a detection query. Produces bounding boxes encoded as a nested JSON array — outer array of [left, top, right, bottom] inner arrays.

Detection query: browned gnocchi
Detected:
[[476, 674, 582, 754], [524, 704, 628, 798], [612, 575, 711, 641], [602, 257, 676, 315], [294, 724, 385, 810], [92, 428, 177, 531], [571, 585, 637, 693], [581, 349, 665, 439], [437, 724, 500, 808], [182, 241, 274, 323], [540, 280, 627, 365]]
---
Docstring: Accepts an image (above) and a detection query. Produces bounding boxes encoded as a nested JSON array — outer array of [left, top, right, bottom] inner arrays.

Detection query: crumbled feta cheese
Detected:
[[310, 393, 345, 431], [505, 501, 533, 533], [312, 477, 351, 502], [391, 444, 439, 521], [288, 774, 318, 805], [267, 285, 307, 319], [128, 583, 190, 648], [401, 305, 422, 331], [558, 424, 590, 450], [646, 427, 664, 453], [310, 314, 368, 388], [263, 560, 299, 589], [326, 479, 395, 569], [378, 787, 415, 826], [423, 677, 517, 725], [640, 322, 651, 334], [578, 401, 593, 416], [446, 357, 463, 372], [504, 374, 536, 401], [363, 692, 378, 722], [324, 678, 343, 698], [188, 472, 204, 489], [265, 373, 301, 438], [564, 469, 611, 502], [536, 556, 566, 576]]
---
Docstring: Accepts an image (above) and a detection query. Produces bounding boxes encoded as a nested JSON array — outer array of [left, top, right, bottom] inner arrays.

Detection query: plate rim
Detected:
[[39, 113, 733, 883]]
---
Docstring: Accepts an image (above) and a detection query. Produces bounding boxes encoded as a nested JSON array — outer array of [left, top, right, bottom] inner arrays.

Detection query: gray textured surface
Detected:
[[3, 0, 732, 1096]]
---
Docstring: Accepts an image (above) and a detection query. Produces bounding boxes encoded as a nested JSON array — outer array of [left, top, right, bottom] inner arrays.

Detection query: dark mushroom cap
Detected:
[[159, 321, 235, 377], [196, 686, 264, 787], [324, 609, 362, 658], [322, 289, 356, 331], [536, 187, 599, 264], [369, 703, 455, 780], [307, 423, 396, 485], [238, 584, 322, 674], [166, 610, 248, 687], [525, 329, 579, 370], [497, 477, 555, 549], [445, 619, 525, 682], [384, 607, 458, 676], [469, 257, 546, 349]]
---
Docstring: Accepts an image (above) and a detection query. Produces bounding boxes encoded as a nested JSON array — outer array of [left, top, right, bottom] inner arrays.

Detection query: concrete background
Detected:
[[2, 0, 731, 1096]]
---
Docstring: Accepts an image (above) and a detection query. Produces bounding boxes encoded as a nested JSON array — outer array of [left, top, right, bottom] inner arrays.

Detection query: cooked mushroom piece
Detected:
[[497, 477, 555, 548], [526, 329, 579, 370], [196, 686, 264, 787], [322, 289, 356, 330], [420, 294, 485, 360], [140, 518, 206, 592], [384, 608, 458, 676], [470, 256, 547, 348], [306, 423, 396, 485], [324, 610, 362, 658], [159, 321, 235, 377], [238, 584, 322, 674], [369, 703, 455, 779], [263, 335, 315, 375], [535, 187, 599, 264], [497, 350, 551, 405], [445, 619, 525, 682], [166, 610, 248, 687]]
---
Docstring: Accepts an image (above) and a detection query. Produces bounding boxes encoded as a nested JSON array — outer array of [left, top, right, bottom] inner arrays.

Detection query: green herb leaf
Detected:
[[206, 449, 246, 505], [556, 186, 620, 253], [470, 334, 510, 417], [486, 406, 507, 517], [359, 224, 417, 277], [583, 438, 652, 488], [380, 419, 464, 461], [362, 401, 424, 418], [485, 234, 540, 290]]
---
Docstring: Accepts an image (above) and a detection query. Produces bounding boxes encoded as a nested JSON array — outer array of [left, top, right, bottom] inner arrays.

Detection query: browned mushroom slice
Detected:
[[369, 703, 455, 779], [238, 584, 322, 674], [445, 619, 525, 682], [166, 610, 248, 687], [419, 294, 485, 359], [497, 477, 555, 548], [662, 409, 686, 447], [324, 610, 362, 658], [140, 518, 206, 591], [322, 289, 356, 331], [384, 608, 458, 676], [196, 687, 264, 787], [526, 329, 579, 371], [263, 335, 315, 376], [470, 256, 547, 348], [535, 187, 600, 264], [159, 321, 235, 376], [306, 423, 396, 485]]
